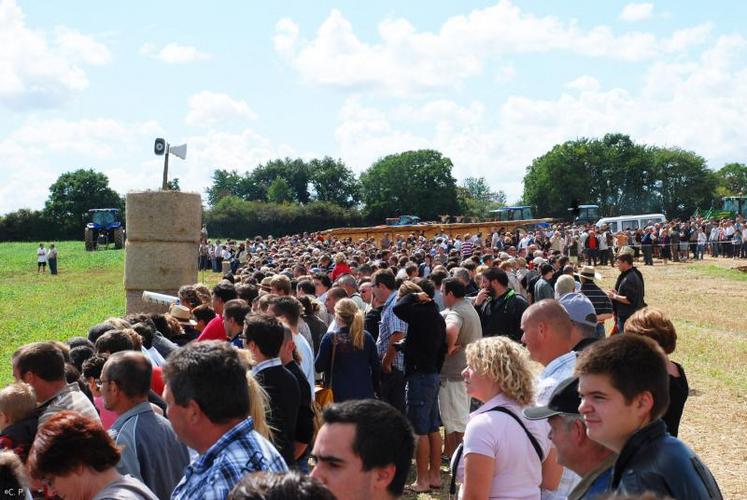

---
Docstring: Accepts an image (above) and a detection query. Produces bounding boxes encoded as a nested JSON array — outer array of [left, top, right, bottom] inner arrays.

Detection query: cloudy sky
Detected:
[[2, 0, 746, 215]]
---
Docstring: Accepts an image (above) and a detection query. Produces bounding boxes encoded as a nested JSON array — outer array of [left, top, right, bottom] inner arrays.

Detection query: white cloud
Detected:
[[0, 115, 302, 214], [620, 3, 654, 22], [332, 34, 747, 202], [275, 1, 709, 95], [185, 91, 258, 128], [53, 26, 111, 65], [565, 75, 600, 92], [0, 0, 111, 109], [140, 42, 210, 64]]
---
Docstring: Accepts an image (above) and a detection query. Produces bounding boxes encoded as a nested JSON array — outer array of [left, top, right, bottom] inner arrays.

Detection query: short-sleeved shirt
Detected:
[[457, 393, 551, 500], [196, 315, 226, 342], [440, 300, 482, 381], [376, 292, 408, 372], [39, 383, 100, 425], [580, 281, 613, 317]]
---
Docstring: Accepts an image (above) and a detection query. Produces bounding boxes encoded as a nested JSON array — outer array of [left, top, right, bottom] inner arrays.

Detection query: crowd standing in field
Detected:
[[5, 214, 741, 499]]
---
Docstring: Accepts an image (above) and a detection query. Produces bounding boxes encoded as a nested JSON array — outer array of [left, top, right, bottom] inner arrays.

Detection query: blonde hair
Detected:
[[334, 252, 347, 264], [246, 371, 273, 441], [334, 298, 365, 350], [397, 280, 422, 299], [0, 383, 36, 424], [465, 337, 535, 406]]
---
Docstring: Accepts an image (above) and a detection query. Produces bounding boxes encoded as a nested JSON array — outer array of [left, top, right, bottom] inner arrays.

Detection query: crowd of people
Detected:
[[4, 217, 736, 499]]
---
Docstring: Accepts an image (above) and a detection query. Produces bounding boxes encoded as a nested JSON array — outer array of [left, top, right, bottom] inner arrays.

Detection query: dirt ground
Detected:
[[404, 257, 747, 500]]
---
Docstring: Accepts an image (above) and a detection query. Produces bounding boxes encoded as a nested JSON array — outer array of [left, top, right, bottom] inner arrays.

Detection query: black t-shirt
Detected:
[[286, 361, 314, 446], [664, 362, 689, 438]]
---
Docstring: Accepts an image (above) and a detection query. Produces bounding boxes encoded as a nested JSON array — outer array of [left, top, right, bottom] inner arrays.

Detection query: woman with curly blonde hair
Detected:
[[452, 337, 552, 500]]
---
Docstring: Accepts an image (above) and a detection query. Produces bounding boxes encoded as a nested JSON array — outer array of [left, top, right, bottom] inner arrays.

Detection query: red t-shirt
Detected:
[[197, 315, 227, 342], [151, 366, 165, 396]]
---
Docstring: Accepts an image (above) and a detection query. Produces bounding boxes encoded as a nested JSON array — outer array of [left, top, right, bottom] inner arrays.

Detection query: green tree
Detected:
[[457, 177, 506, 218], [716, 162, 747, 195], [166, 178, 181, 191], [250, 158, 311, 203], [266, 177, 295, 204], [309, 157, 361, 207], [523, 134, 659, 218], [44, 169, 123, 238], [651, 147, 717, 218], [360, 150, 459, 221]]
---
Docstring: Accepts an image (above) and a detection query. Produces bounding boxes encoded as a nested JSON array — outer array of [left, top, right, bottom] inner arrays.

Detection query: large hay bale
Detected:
[[126, 191, 202, 243], [124, 241, 198, 290]]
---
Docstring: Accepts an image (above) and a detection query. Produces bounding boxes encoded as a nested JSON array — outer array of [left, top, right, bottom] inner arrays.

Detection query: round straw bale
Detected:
[[126, 191, 201, 243], [124, 241, 198, 290]]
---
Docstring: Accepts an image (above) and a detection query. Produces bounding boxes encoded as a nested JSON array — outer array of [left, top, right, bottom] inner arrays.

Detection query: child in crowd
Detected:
[[0, 383, 39, 461], [81, 355, 118, 430]]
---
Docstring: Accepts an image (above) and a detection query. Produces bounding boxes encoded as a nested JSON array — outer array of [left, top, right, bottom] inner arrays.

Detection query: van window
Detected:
[[621, 220, 639, 230], [609, 222, 618, 233]]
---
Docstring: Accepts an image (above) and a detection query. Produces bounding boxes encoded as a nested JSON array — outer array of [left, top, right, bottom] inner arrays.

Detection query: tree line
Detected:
[[1, 134, 745, 241]]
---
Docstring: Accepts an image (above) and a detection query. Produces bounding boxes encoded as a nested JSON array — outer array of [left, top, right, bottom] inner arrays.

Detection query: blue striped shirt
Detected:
[[171, 417, 287, 500], [376, 292, 408, 372]]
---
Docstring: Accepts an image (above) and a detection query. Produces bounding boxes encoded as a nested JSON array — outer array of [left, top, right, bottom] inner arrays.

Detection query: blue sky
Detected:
[[2, 0, 747, 214]]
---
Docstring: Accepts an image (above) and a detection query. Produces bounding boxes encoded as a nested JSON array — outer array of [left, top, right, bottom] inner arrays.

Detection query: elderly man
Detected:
[[521, 300, 580, 499], [165, 341, 287, 500], [524, 377, 615, 500], [103, 351, 190, 499]]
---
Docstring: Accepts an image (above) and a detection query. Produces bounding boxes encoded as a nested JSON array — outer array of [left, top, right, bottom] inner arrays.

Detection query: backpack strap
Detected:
[[449, 405, 544, 496]]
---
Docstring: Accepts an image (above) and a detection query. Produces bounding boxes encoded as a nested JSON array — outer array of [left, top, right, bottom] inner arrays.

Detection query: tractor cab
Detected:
[[722, 196, 747, 219], [85, 209, 125, 251], [490, 206, 534, 222], [569, 204, 600, 225]]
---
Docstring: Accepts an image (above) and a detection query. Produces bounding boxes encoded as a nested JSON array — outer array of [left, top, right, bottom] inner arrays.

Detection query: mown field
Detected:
[[0, 242, 745, 498]]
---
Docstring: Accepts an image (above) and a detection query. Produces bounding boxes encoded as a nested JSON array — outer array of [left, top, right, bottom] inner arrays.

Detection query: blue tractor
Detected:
[[85, 208, 125, 251]]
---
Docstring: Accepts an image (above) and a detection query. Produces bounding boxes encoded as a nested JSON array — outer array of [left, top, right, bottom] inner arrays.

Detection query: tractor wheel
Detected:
[[85, 228, 94, 251], [113, 227, 124, 249]]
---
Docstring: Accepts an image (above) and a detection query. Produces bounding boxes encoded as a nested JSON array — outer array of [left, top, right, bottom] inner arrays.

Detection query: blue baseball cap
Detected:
[[559, 293, 597, 328]]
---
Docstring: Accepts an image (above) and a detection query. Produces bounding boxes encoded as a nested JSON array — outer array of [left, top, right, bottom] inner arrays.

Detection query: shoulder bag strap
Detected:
[[448, 405, 543, 497], [327, 334, 338, 388]]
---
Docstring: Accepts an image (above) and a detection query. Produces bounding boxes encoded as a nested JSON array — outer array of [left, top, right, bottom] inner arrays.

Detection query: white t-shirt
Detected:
[[37, 248, 47, 263]]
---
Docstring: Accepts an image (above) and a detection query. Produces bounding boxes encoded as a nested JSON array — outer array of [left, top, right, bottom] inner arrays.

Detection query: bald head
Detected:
[[524, 300, 572, 338], [520, 299, 574, 366]]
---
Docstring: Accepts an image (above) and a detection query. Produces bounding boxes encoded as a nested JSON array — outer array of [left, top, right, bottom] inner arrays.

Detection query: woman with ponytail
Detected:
[[314, 298, 380, 402]]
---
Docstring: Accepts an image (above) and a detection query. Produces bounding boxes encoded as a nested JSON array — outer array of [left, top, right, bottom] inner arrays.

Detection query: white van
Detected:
[[595, 213, 666, 233]]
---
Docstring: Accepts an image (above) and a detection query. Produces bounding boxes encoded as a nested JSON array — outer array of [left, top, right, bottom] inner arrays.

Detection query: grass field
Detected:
[[1, 242, 745, 498]]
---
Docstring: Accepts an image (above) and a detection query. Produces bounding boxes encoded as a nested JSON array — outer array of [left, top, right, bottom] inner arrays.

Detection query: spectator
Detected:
[[576, 335, 721, 498], [164, 341, 287, 500], [102, 351, 190, 499], [392, 280, 446, 492], [0, 383, 38, 461], [608, 253, 645, 333], [81, 355, 118, 430], [28, 411, 158, 499], [0, 450, 29, 498], [474, 267, 528, 341], [315, 298, 379, 402], [223, 299, 252, 348], [12, 342, 99, 425], [47, 243, 58, 275], [524, 377, 615, 500], [197, 281, 237, 341], [243, 314, 300, 468], [623, 307, 688, 437], [310, 399, 415, 500], [372, 270, 408, 413], [228, 471, 334, 500], [577, 266, 613, 338], [451, 337, 552, 499]]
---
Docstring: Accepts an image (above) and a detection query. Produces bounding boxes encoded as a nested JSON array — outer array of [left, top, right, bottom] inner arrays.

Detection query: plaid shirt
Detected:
[[171, 417, 287, 500], [376, 291, 408, 372]]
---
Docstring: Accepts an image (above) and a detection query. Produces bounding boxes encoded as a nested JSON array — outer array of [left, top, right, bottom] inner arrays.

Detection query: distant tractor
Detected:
[[385, 215, 422, 226], [85, 209, 124, 251], [568, 204, 600, 224], [721, 196, 747, 218], [490, 205, 535, 221]]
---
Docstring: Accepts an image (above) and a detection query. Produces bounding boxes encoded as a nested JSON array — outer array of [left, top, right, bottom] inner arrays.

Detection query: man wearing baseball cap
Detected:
[[524, 377, 615, 500], [559, 293, 601, 352]]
